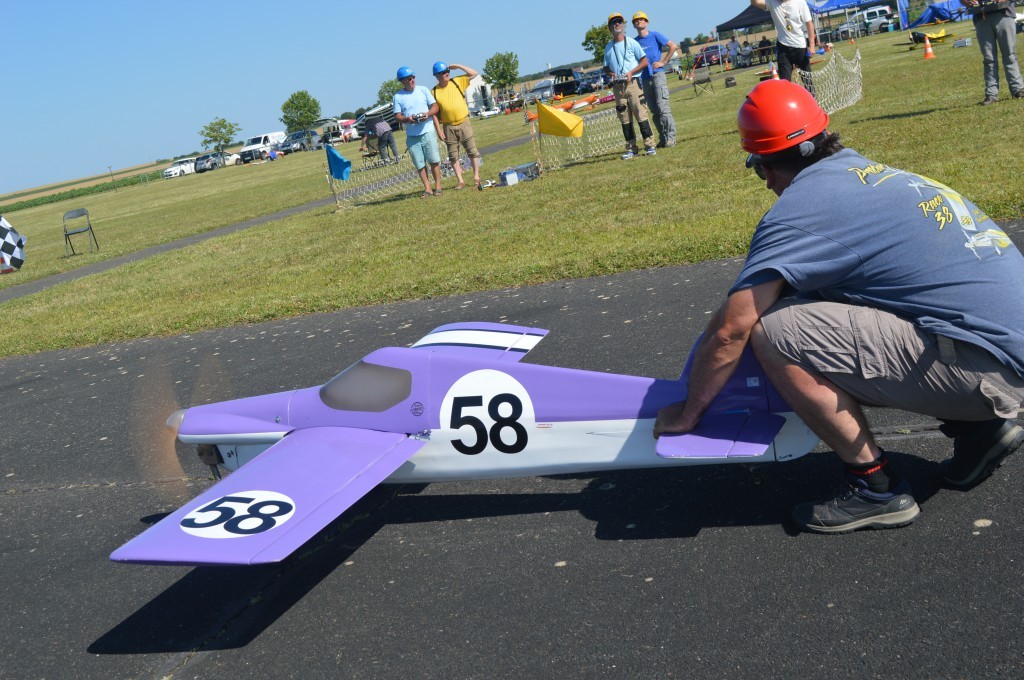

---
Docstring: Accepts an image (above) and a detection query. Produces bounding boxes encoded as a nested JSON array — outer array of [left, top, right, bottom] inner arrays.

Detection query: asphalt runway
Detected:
[[3, 223, 1024, 678]]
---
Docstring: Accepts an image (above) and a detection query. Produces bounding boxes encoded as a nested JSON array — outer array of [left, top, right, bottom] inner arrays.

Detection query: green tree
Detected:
[[482, 51, 520, 91], [377, 79, 403, 105], [280, 90, 321, 133], [582, 24, 611, 63], [694, 32, 709, 44], [198, 117, 241, 153]]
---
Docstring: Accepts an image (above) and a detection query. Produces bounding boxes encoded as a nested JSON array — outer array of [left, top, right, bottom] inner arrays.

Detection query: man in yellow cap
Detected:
[[632, 10, 678, 148], [603, 12, 655, 159]]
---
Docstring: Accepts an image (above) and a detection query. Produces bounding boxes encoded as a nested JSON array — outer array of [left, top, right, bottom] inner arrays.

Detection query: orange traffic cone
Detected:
[[771, 61, 779, 80], [923, 36, 935, 59]]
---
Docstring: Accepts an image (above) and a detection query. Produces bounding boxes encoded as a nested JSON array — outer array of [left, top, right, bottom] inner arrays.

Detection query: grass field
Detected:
[[2, 26, 1022, 358]]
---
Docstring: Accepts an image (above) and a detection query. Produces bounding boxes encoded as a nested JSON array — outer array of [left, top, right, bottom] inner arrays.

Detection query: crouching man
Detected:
[[655, 79, 1024, 533]]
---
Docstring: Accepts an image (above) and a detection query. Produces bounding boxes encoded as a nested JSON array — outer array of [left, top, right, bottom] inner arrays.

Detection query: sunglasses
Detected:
[[746, 153, 767, 180], [438, 70, 450, 75]]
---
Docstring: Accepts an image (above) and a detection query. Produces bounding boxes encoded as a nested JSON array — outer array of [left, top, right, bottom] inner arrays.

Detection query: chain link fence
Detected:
[[327, 152, 472, 207], [329, 52, 863, 207]]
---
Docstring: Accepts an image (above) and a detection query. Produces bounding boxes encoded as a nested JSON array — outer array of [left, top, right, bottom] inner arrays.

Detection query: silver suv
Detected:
[[278, 130, 323, 154]]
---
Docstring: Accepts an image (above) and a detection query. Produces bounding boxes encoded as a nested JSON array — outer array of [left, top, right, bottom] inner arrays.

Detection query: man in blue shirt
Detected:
[[632, 11, 678, 148], [603, 12, 655, 160], [393, 66, 443, 197], [655, 80, 1024, 534]]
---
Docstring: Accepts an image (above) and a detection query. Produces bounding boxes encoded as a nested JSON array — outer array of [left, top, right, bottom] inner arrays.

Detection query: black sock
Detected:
[[845, 450, 899, 493]]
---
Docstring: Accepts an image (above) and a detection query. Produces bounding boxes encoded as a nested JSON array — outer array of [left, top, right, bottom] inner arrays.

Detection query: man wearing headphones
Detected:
[[603, 12, 656, 160], [655, 80, 1024, 534]]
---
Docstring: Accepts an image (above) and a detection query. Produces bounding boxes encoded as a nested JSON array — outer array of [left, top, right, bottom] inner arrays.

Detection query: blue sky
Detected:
[[5, 1, 750, 193]]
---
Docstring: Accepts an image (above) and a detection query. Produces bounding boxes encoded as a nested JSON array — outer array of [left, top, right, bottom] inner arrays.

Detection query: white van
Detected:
[[853, 5, 893, 33], [239, 131, 286, 163]]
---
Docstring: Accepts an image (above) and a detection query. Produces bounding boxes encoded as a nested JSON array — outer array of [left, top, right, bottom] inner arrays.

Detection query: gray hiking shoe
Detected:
[[792, 478, 919, 534], [940, 419, 1024, 488]]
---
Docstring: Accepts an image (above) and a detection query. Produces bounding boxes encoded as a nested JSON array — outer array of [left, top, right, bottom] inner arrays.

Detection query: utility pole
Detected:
[[107, 166, 118, 192]]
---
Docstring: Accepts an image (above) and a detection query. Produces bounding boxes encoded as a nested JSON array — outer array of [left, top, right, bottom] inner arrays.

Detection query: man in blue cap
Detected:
[[393, 66, 443, 197]]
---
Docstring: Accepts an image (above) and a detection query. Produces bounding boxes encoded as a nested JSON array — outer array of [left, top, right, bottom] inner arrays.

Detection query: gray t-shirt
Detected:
[[732, 148, 1024, 376]]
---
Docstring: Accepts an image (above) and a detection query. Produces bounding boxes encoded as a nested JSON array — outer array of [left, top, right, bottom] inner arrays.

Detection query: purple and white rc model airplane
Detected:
[[111, 322, 819, 566]]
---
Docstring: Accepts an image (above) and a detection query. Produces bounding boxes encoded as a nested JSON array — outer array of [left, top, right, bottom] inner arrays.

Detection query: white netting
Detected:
[[328, 152, 472, 207], [331, 53, 864, 205], [535, 106, 625, 171], [796, 49, 863, 114]]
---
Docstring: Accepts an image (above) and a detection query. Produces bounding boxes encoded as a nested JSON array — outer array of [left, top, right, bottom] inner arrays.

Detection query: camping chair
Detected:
[[361, 135, 380, 168], [693, 66, 714, 96], [63, 207, 99, 257]]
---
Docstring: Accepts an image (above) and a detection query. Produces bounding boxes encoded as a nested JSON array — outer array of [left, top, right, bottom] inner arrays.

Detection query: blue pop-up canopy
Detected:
[[907, 0, 968, 29]]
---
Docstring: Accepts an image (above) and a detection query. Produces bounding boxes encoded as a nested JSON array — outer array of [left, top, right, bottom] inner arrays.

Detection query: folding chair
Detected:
[[361, 135, 381, 168], [63, 208, 99, 256], [693, 66, 714, 96]]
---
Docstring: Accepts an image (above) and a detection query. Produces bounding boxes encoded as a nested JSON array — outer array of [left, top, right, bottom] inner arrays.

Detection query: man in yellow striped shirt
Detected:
[[431, 61, 482, 189]]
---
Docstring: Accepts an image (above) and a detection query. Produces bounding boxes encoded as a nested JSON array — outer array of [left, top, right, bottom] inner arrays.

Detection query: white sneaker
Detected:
[[621, 150, 637, 160], [645, 147, 657, 156]]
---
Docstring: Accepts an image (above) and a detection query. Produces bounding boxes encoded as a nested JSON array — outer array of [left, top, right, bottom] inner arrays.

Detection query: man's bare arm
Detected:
[[654, 41, 678, 69], [654, 278, 785, 437], [750, 0, 767, 10]]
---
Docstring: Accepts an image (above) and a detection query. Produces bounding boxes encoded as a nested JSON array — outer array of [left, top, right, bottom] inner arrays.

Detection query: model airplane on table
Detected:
[[111, 322, 819, 566]]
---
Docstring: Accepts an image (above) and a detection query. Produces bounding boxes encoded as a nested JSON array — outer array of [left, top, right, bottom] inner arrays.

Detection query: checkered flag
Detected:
[[0, 215, 26, 272]]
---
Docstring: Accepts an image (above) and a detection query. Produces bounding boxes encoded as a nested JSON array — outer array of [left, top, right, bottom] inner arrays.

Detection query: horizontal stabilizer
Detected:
[[655, 412, 786, 459], [111, 427, 425, 566], [411, 321, 548, 362]]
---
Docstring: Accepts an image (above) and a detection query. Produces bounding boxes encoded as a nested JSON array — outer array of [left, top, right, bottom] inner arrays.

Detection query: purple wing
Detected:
[[655, 412, 787, 459], [110, 427, 425, 566], [410, 321, 548, 362]]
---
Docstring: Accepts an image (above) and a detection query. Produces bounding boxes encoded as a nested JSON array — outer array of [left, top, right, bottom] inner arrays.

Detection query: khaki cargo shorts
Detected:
[[759, 298, 1024, 421], [443, 118, 481, 161]]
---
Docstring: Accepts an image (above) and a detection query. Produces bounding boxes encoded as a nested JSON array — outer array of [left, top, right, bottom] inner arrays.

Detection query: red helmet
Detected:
[[737, 80, 829, 155]]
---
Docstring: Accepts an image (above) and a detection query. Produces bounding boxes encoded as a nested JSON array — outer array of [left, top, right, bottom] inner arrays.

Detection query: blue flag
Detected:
[[326, 145, 351, 181]]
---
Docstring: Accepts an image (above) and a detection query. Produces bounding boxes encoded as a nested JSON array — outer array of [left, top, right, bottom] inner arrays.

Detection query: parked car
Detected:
[[239, 131, 286, 163], [476, 107, 502, 119], [163, 157, 197, 179], [194, 152, 219, 172], [693, 44, 727, 68], [276, 130, 322, 154], [526, 78, 554, 103], [832, 5, 893, 39], [195, 151, 242, 171], [550, 67, 588, 97]]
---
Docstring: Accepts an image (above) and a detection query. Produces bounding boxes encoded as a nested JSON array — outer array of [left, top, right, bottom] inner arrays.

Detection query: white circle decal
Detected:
[[179, 490, 296, 539], [439, 370, 536, 455]]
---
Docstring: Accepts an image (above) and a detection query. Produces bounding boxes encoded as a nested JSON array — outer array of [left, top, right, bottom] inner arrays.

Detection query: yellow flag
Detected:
[[537, 102, 584, 138]]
